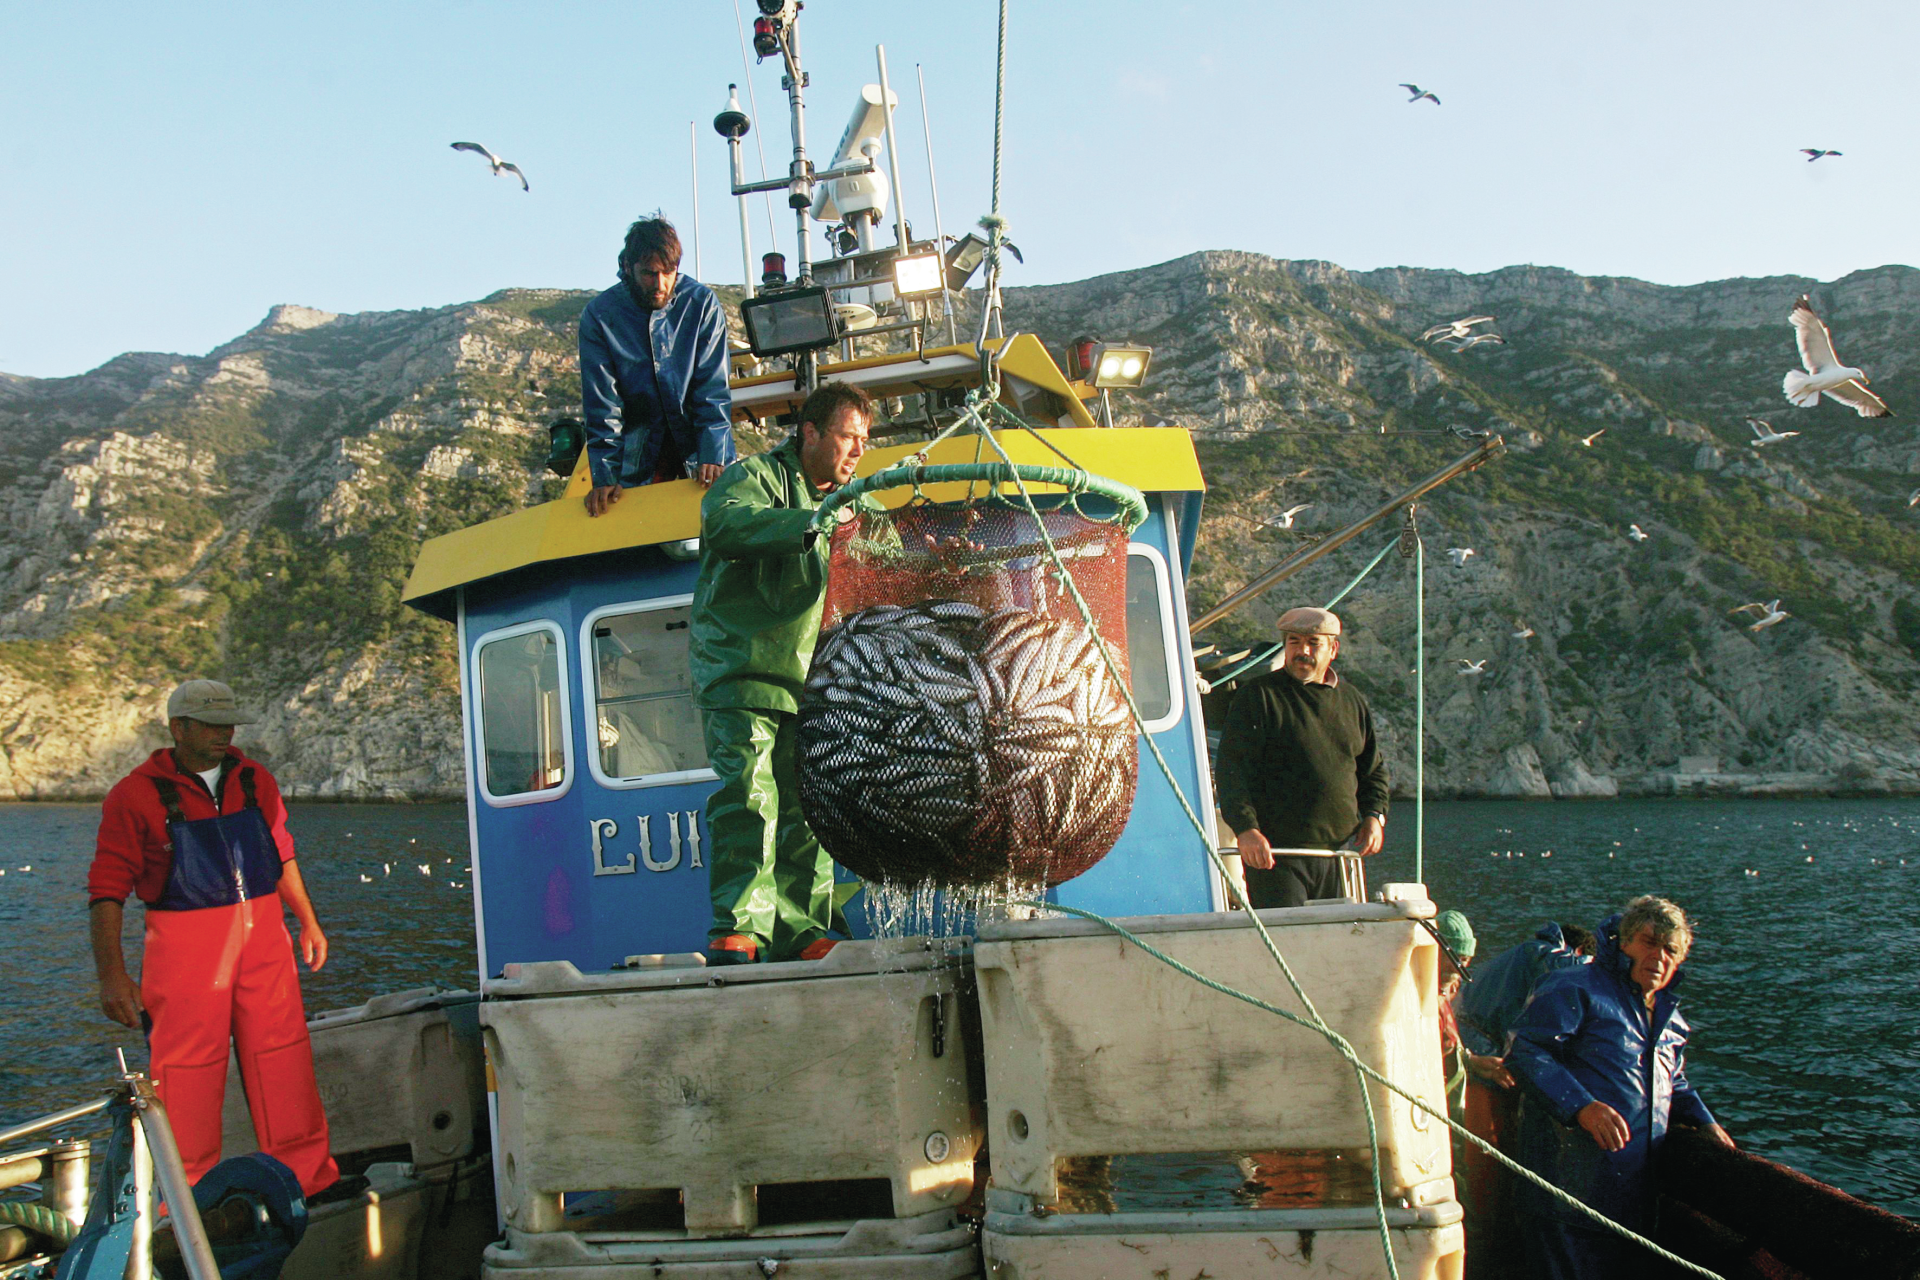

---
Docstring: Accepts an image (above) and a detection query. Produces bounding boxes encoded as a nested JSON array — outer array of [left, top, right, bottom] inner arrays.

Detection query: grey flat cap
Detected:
[[1276, 606, 1342, 637], [166, 679, 258, 726]]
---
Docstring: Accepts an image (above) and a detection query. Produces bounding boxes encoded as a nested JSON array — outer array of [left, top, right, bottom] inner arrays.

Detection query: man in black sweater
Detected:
[[1215, 606, 1390, 908]]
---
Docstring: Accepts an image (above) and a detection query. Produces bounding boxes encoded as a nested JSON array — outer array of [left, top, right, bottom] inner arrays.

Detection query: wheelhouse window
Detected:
[[475, 622, 570, 802], [1126, 547, 1183, 731], [587, 602, 709, 783]]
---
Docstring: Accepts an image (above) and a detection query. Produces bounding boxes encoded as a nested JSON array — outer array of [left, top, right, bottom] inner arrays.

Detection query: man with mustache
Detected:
[[1214, 606, 1389, 908]]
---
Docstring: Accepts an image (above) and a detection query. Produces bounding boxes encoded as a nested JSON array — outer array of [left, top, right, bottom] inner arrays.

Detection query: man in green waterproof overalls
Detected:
[[690, 381, 873, 965]]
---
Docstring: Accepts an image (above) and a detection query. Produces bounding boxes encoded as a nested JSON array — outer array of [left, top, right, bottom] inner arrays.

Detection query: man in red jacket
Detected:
[[87, 680, 338, 1196]]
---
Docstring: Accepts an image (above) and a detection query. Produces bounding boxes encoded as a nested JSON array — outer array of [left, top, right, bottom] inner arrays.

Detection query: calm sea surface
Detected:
[[1, 797, 1914, 1216]]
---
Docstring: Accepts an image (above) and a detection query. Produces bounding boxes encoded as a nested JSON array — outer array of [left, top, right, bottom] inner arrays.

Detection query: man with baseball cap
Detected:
[[87, 680, 339, 1196], [1215, 606, 1390, 908]]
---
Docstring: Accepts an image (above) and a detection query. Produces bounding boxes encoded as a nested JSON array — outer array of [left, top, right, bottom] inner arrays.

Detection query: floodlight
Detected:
[[942, 233, 989, 291], [892, 252, 945, 298], [739, 285, 840, 357], [1087, 343, 1152, 389]]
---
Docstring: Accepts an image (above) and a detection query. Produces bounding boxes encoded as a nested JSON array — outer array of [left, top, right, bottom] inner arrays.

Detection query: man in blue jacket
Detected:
[[1506, 896, 1734, 1280], [1457, 920, 1593, 1060], [579, 217, 736, 516]]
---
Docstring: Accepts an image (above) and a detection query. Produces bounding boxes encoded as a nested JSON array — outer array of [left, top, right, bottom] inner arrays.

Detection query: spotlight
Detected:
[[1087, 343, 1152, 390], [941, 233, 989, 292], [891, 252, 945, 298], [739, 285, 840, 358]]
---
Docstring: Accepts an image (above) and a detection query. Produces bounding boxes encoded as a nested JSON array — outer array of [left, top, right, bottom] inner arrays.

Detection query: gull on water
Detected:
[[1746, 417, 1800, 447], [1784, 295, 1891, 417], [418, 863, 432, 875], [1579, 429, 1607, 447], [1400, 83, 1441, 105], [1628, 524, 1649, 542], [1511, 621, 1535, 639], [1271, 504, 1313, 529], [1801, 148, 1842, 162], [1447, 547, 1475, 568], [359, 874, 374, 883], [451, 141, 530, 191], [1419, 315, 1494, 343], [1458, 659, 1489, 676]]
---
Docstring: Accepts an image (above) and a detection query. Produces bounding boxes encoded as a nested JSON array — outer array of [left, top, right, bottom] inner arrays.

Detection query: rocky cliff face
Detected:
[[1, 256, 1916, 798]]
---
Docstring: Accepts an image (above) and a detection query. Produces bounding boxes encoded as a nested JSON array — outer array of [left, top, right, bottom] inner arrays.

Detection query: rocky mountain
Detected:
[[1, 254, 1916, 799]]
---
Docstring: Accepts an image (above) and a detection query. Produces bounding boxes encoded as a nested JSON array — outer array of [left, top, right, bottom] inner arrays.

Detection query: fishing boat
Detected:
[[7, 6, 1919, 1280]]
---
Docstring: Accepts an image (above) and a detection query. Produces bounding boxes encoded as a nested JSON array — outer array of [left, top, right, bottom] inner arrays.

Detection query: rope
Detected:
[[1015, 902, 1727, 1280], [1204, 535, 1403, 689], [1415, 531, 1426, 883], [0, 1199, 80, 1245]]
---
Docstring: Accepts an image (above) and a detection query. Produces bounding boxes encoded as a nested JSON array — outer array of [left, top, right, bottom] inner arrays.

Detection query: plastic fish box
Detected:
[[972, 902, 1451, 1205], [981, 1200, 1464, 1280], [481, 1209, 979, 1278], [221, 987, 486, 1171], [481, 939, 981, 1236], [282, 1161, 431, 1280]]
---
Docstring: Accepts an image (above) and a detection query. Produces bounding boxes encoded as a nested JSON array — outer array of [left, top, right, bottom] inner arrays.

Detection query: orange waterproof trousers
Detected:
[[142, 895, 337, 1195]]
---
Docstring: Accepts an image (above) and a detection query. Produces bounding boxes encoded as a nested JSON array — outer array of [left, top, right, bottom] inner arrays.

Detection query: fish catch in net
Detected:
[[797, 499, 1137, 888]]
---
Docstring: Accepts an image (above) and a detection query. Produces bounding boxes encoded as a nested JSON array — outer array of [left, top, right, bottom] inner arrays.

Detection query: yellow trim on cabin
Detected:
[[403, 341, 1198, 616]]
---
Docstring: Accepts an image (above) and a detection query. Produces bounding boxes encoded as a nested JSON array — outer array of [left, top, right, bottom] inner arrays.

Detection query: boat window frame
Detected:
[[470, 618, 576, 808], [578, 596, 720, 792], [1126, 542, 1185, 735]]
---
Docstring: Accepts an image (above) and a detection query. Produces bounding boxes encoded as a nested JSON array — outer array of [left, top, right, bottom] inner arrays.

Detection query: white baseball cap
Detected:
[[166, 680, 258, 726]]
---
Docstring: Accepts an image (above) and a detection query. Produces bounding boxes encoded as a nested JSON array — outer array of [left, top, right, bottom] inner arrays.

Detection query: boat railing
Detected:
[[1218, 846, 1368, 905]]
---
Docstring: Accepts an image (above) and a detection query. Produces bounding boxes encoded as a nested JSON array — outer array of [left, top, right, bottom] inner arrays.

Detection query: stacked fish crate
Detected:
[[972, 898, 1466, 1280], [477, 940, 985, 1278]]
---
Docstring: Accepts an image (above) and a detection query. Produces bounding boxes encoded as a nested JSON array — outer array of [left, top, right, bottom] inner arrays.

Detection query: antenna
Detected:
[[689, 122, 703, 282], [876, 45, 909, 258], [714, 85, 755, 294], [916, 63, 957, 345]]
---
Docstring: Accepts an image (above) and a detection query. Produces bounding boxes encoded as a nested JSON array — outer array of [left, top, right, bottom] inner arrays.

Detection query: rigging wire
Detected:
[[729, 0, 780, 246]]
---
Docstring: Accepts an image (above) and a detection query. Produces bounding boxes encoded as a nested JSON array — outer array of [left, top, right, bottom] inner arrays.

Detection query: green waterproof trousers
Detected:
[[702, 705, 835, 959]]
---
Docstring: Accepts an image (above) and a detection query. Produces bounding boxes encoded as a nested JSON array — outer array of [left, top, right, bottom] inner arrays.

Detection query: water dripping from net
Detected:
[[857, 874, 1048, 943]]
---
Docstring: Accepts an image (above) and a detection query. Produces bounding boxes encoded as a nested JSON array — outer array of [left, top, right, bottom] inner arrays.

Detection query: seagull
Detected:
[[1746, 417, 1799, 446], [418, 863, 432, 875], [1801, 148, 1842, 162], [1400, 83, 1441, 105], [1458, 659, 1489, 676], [1441, 333, 1507, 352], [1731, 599, 1780, 618], [1784, 295, 1890, 417], [1419, 315, 1494, 343], [383, 862, 391, 875], [359, 874, 374, 883], [1447, 546, 1474, 568], [1272, 503, 1313, 529], [1628, 524, 1649, 542], [1511, 621, 1535, 639], [1748, 604, 1791, 632], [1906, 488, 1920, 508], [450, 141, 529, 191], [1579, 429, 1607, 447]]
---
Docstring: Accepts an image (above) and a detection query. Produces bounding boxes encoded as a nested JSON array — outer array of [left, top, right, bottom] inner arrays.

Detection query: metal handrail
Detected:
[[1221, 846, 1368, 904], [0, 1096, 112, 1149]]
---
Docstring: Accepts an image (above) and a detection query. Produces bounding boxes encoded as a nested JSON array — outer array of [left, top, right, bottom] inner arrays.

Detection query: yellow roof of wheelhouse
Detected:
[[401, 335, 1205, 621]]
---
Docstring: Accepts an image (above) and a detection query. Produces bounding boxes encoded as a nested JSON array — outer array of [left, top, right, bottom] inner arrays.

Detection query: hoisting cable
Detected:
[[1199, 534, 1403, 691]]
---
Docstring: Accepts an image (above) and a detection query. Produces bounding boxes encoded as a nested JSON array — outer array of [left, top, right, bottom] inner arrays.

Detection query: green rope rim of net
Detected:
[[809, 461, 1148, 536]]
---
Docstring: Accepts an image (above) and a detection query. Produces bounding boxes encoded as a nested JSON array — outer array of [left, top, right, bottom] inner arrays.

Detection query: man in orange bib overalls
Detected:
[[87, 680, 338, 1196]]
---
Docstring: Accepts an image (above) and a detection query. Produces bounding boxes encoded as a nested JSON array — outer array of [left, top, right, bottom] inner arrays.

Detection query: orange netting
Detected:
[[797, 501, 1137, 888]]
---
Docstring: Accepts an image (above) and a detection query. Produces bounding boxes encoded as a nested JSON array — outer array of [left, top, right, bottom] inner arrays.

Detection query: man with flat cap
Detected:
[[87, 680, 339, 1196], [1215, 606, 1390, 908]]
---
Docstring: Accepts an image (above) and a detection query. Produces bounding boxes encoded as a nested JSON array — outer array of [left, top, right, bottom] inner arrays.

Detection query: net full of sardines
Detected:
[[797, 468, 1145, 891]]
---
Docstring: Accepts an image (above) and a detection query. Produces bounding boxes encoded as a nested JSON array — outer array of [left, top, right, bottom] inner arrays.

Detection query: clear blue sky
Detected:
[[3, 1, 1913, 378]]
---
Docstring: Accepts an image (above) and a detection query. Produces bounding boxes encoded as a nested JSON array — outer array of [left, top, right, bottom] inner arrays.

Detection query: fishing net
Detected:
[[797, 497, 1137, 889]]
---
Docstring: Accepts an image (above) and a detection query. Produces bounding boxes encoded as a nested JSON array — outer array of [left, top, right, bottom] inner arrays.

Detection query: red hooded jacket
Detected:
[[88, 748, 297, 906]]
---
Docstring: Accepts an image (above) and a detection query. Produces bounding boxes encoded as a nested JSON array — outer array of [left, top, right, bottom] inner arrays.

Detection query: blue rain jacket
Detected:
[[1456, 921, 1590, 1056], [578, 276, 735, 489], [1507, 913, 1716, 1229]]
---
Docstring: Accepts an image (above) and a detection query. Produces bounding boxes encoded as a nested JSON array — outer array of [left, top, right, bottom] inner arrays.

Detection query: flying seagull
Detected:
[[1747, 604, 1790, 632], [1447, 546, 1474, 568], [1908, 488, 1920, 508], [1420, 315, 1494, 343], [1801, 148, 1842, 162], [1784, 295, 1890, 417], [1511, 621, 1536, 639], [1730, 599, 1781, 618], [1441, 333, 1507, 352], [451, 141, 529, 191], [1458, 658, 1488, 676], [1271, 503, 1313, 529], [1746, 417, 1799, 447], [1579, 428, 1607, 447], [1400, 83, 1441, 105], [1628, 524, 1649, 542]]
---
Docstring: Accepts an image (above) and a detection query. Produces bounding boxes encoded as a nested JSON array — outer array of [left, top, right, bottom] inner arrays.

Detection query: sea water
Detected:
[[1, 797, 1914, 1217]]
